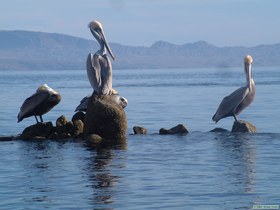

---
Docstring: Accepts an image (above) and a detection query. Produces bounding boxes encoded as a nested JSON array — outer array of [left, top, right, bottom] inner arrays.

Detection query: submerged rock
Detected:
[[159, 124, 189, 135], [19, 122, 54, 140], [210, 127, 229, 132], [133, 126, 147, 135], [0, 136, 15, 141], [231, 120, 257, 133], [84, 94, 127, 140]]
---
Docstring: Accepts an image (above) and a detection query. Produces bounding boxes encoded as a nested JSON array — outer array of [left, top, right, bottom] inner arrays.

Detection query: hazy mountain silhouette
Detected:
[[0, 30, 279, 70]]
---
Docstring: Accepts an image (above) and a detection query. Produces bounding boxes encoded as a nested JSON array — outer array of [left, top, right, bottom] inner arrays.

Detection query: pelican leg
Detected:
[[40, 115, 43, 123], [233, 114, 238, 122], [34, 116, 39, 124]]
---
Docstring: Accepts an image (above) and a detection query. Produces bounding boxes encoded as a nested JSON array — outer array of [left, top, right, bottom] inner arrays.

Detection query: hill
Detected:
[[0, 30, 280, 70]]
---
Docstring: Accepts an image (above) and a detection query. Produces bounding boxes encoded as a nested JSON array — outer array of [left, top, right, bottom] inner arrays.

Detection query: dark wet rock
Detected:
[[133, 126, 147, 135], [86, 134, 103, 146], [56, 115, 68, 127], [232, 120, 257, 133], [66, 121, 75, 136], [159, 124, 189, 135], [61, 132, 72, 139], [0, 136, 15, 141], [54, 115, 76, 139], [19, 122, 54, 140], [48, 132, 59, 140], [210, 127, 229, 132], [84, 94, 127, 140], [73, 120, 84, 138], [72, 111, 85, 124]]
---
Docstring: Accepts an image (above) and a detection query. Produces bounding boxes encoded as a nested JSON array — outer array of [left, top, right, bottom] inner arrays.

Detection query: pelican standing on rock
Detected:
[[87, 20, 115, 95], [212, 55, 255, 123], [17, 84, 61, 123]]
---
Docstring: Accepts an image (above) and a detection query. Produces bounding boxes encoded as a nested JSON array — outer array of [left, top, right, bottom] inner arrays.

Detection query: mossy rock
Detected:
[[84, 94, 127, 140], [232, 120, 257, 133]]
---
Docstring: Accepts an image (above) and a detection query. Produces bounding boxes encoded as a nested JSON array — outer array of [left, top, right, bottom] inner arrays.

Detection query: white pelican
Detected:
[[86, 20, 115, 95]]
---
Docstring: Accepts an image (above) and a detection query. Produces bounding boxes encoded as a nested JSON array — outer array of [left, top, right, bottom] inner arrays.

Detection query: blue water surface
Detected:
[[0, 67, 279, 209]]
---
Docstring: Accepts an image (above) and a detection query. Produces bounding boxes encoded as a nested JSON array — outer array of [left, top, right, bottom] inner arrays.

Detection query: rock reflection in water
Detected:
[[84, 143, 127, 206], [214, 133, 256, 195]]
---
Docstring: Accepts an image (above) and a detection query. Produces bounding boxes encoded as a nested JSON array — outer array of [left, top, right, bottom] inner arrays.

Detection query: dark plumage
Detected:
[[17, 84, 61, 123], [212, 55, 255, 123]]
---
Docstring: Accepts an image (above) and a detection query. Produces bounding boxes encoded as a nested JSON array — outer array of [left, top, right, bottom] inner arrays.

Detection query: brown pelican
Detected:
[[75, 89, 128, 112], [17, 84, 61, 123], [87, 20, 115, 95], [212, 55, 255, 123]]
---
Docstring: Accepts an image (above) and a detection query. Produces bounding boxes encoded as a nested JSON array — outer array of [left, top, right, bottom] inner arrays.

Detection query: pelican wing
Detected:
[[213, 86, 249, 122], [86, 53, 102, 94], [18, 91, 50, 122], [100, 54, 113, 95]]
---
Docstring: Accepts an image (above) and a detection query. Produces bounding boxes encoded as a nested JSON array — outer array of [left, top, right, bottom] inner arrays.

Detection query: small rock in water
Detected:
[[72, 111, 85, 124], [231, 120, 257, 133], [86, 134, 103, 146], [56, 115, 68, 127], [133, 126, 147, 135], [0, 136, 15, 141], [159, 124, 189, 135], [210, 127, 229, 132], [73, 120, 84, 138]]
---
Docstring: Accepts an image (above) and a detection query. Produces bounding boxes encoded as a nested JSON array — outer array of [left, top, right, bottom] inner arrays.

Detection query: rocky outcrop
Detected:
[[159, 124, 189, 135], [18, 115, 85, 140], [232, 120, 257, 133], [84, 94, 127, 140]]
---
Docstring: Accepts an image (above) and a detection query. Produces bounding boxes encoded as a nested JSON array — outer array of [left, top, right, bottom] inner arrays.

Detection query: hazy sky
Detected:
[[1, 0, 279, 47]]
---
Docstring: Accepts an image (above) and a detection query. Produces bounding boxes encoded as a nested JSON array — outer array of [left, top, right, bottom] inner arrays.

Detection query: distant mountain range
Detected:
[[0, 30, 280, 70]]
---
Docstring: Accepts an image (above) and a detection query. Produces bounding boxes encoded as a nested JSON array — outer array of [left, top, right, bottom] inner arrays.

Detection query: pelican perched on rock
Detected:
[[17, 84, 61, 123], [75, 89, 128, 112], [87, 20, 115, 95], [212, 55, 255, 123]]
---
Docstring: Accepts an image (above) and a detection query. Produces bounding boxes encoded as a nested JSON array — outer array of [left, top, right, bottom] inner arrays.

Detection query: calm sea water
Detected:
[[0, 67, 280, 209]]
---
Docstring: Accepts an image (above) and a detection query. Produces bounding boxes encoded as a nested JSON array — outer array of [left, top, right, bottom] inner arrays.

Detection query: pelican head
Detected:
[[88, 20, 115, 60], [244, 55, 253, 65], [244, 55, 254, 90], [37, 84, 58, 94]]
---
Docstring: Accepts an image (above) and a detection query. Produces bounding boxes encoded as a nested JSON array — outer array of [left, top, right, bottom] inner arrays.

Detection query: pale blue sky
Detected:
[[1, 0, 279, 47]]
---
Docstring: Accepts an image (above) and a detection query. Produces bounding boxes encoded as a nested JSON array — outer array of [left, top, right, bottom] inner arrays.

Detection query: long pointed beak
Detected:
[[98, 30, 115, 60]]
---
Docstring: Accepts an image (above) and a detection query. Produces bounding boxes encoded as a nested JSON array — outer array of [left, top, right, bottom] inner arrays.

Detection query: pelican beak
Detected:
[[98, 29, 115, 60]]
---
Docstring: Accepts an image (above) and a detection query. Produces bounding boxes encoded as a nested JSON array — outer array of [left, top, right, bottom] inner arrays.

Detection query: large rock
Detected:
[[159, 124, 189, 135], [232, 120, 257, 133], [84, 94, 127, 140]]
